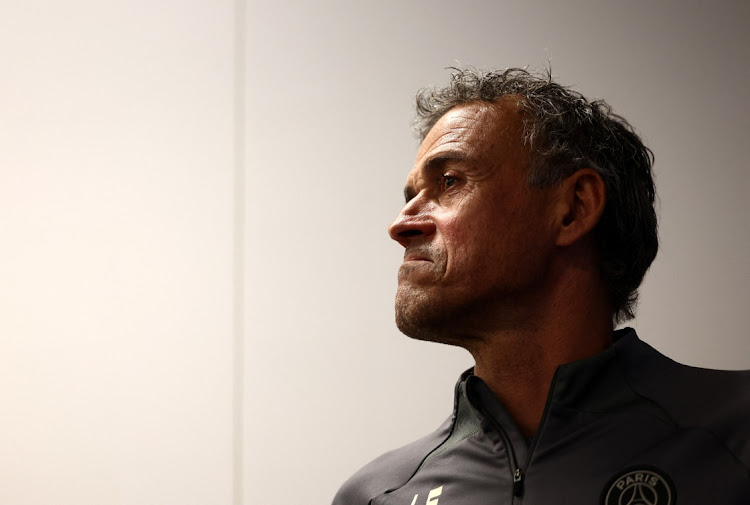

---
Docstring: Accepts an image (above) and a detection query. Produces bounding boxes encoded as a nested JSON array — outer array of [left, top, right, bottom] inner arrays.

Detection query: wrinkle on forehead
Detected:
[[421, 100, 523, 150], [418, 104, 493, 155], [414, 100, 527, 171]]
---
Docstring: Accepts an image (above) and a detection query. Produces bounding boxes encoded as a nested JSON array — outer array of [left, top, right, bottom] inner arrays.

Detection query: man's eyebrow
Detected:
[[403, 152, 468, 203], [424, 151, 467, 171]]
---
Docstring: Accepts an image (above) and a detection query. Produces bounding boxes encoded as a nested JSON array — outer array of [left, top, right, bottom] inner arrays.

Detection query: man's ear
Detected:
[[554, 168, 606, 247]]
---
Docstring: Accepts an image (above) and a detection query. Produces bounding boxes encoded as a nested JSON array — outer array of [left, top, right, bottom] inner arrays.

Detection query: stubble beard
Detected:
[[394, 262, 543, 347], [394, 239, 493, 347], [394, 246, 465, 345], [395, 280, 484, 348], [393, 244, 528, 348]]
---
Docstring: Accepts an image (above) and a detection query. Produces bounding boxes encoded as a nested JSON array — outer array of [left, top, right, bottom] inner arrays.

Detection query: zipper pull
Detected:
[[513, 468, 524, 497]]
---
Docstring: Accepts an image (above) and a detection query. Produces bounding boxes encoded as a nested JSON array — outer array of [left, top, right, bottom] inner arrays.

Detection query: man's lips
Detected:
[[399, 250, 438, 281], [403, 252, 433, 263]]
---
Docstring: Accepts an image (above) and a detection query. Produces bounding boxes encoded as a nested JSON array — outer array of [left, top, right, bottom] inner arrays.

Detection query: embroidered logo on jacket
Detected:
[[602, 467, 674, 505]]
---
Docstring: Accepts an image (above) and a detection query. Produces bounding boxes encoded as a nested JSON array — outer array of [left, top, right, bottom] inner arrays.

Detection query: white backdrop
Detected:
[[2, 1, 748, 504], [1, 1, 236, 503]]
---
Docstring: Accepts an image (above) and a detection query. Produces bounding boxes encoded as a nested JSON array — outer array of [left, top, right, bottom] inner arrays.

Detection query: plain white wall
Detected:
[[246, 1, 748, 504], [1, 1, 236, 503]]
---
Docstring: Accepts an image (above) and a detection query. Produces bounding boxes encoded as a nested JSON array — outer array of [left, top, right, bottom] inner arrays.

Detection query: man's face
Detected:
[[389, 100, 560, 344]]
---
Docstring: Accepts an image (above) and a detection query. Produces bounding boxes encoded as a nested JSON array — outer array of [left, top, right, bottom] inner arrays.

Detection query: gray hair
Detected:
[[414, 67, 658, 324]]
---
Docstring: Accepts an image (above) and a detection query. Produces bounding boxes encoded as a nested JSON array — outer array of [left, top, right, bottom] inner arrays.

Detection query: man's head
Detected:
[[389, 68, 658, 342]]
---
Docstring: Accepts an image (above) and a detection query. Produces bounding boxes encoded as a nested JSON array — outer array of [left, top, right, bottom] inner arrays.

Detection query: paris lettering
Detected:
[[614, 472, 659, 490]]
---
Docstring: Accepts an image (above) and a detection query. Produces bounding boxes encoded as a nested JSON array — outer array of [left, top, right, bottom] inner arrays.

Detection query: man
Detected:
[[333, 68, 749, 504]]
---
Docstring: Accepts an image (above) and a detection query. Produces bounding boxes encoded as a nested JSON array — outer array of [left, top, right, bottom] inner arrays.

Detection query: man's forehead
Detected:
[[408, 99, 525, 182], [419, 99, 521, 153], [418, 103, 494, 154]]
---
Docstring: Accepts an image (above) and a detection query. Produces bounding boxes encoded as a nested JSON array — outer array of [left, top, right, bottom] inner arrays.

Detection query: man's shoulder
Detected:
[[332, 415, 453, 505], [619, 333, 750, 465], [621, 333, 750, 416]]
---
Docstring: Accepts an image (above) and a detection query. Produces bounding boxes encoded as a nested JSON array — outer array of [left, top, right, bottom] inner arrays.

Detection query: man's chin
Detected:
[[395, 292, 464, 346]]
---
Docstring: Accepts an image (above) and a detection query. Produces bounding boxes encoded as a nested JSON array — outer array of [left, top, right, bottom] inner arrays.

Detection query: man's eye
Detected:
[[441, 174, 457, 191]]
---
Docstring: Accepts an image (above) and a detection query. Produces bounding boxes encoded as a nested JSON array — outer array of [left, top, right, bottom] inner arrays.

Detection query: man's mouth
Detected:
[[403, 250, 433, 263]]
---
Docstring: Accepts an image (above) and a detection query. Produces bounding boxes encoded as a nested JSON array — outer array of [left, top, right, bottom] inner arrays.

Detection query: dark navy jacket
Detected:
[[333, 329, 750, 504]]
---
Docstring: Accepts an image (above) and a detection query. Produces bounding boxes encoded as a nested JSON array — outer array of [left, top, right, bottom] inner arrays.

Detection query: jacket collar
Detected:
[[455, 328, 648, 443]]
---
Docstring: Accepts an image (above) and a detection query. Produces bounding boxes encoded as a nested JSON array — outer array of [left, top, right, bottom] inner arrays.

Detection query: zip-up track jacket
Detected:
[[333, 329, 750, 504]]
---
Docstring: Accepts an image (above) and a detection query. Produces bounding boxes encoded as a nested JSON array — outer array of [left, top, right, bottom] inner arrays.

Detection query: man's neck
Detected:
[[467, 270, 614, 438], [471, 327, 612, 438]]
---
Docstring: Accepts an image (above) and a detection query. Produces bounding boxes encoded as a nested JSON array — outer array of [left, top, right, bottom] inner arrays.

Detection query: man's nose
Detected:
[[388, 199, 437, 247]]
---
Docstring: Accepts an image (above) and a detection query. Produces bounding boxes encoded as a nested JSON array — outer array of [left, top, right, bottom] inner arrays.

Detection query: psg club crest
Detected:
[[601, 467, 675, 505]]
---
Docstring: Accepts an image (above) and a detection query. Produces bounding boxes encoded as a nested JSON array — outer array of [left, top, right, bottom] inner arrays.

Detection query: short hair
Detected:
[[414, 67, 658, 324]]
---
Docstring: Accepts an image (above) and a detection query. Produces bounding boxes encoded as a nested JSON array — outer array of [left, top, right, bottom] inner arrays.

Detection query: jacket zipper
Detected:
[[483, 411, 524, 499], [476, 368, 561, 502]]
